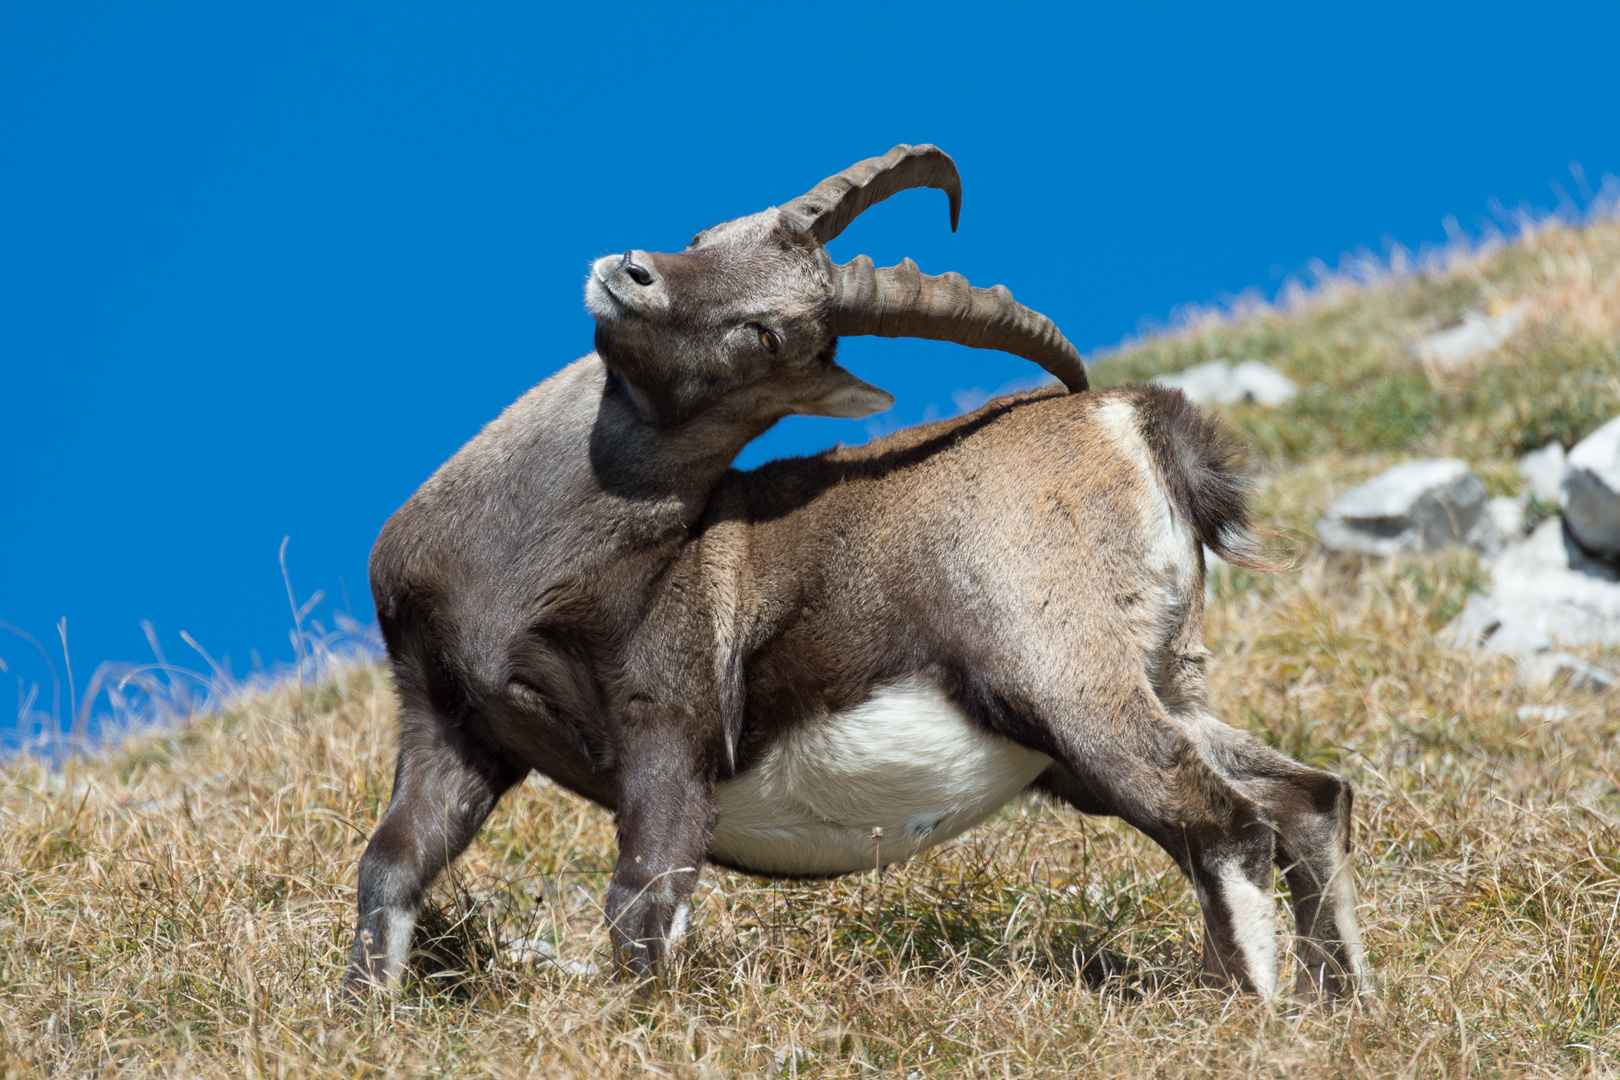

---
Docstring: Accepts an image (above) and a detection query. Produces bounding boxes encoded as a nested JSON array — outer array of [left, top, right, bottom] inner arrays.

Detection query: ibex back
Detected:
[[348, 145, 1366, 1002]]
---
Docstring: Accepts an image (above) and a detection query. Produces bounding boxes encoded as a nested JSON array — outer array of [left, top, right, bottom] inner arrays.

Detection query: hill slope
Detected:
[[3, 217, 1618, 1078]]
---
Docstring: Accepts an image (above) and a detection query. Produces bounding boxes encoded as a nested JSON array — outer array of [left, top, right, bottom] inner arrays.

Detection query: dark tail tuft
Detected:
[[1131, 383, 1272, 571]]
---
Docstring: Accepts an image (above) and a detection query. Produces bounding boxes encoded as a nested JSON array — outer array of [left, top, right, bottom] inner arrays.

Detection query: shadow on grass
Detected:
[[396, 868, 1190, 1006], [402, 888, 512, 1003]]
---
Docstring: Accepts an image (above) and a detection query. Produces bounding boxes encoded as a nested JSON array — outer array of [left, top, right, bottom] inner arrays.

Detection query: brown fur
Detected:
[[344, 156, 1364, 1003]]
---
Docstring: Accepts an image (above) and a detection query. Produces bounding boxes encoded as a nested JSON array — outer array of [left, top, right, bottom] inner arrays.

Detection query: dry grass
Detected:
[[1092, 217, 1620, 466], [3, 555, 1616, 1078], [4, 215, 1620, 1079]]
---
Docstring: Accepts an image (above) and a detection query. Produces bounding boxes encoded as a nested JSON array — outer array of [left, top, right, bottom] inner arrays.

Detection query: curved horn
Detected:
[[779, 144, 962, 246], [829, 255, 1088, 392]]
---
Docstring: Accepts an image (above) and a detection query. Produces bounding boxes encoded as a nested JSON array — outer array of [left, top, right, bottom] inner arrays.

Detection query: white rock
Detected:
[[1494, 515, 1620, 583], [1440, 592, 1502, 651], [1519, 441, 1566, 504], [1152, 359, 1297, 407], [1463, 518, 1620, 656], [1228, 360, 1299, 406], [1563, 415, 1620, 562], [1518, 651, 1617, 693], [1476, 496, 1527, 555], [503, 936, 599, 976], [1317, 459, 1487, 556], [1412, 301, 1528, 370], [1440, 505, 1620, 683], [1515, 704, 1571, 723]]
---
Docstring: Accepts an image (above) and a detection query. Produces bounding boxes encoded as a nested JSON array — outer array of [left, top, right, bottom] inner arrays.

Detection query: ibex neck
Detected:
[[589, 366, 774, 512]]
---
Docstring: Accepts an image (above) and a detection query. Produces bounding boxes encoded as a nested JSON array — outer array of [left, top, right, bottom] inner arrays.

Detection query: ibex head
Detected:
[[584, 144, 1087, 427]]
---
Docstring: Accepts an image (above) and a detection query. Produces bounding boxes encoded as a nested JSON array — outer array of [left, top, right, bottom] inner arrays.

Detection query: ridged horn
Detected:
[[828, 255, 1088, 392], [779, 144, 962, 246]]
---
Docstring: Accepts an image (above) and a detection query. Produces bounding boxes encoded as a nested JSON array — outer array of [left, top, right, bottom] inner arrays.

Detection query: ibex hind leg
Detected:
[[1148, 587, 1366, 998], [344, 710, 523, 997], [1189, 716, 1367, 1001], [1029, 689, 1280, 997]]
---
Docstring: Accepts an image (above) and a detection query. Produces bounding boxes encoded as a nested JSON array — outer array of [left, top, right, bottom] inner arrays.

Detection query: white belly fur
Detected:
[[709, 677, 1052, 876]]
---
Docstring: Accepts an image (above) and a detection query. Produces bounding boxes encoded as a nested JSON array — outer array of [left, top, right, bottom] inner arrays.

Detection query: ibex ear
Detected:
[[796, 366, 896, 419]]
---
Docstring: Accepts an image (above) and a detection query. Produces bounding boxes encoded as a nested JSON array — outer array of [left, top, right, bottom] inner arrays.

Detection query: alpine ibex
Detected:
[[348, 145, 1366, 1001]]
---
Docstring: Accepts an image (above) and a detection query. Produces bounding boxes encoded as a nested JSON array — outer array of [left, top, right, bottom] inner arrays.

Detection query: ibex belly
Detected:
[[709, 677, 1051, 877]]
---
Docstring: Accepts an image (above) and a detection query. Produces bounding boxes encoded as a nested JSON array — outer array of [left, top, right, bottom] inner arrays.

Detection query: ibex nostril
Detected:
[[621, 251, 654, 286]]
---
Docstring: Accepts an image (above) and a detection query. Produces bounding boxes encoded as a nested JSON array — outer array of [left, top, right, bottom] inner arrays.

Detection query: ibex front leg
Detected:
[[345, 713, 522, 997], [604, 712, 717, 988]]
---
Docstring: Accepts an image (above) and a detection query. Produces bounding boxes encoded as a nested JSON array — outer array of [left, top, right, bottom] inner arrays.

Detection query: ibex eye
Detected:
[[758, 328, 780, 354]]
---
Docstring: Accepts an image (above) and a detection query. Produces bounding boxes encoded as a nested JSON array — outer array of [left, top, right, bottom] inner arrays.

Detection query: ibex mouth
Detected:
[[584, 274, 622, 318], [586, 257, 636, 320]]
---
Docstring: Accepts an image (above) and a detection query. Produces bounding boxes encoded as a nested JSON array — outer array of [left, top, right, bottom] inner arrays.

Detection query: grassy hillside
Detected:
[[3, 217, 1619, 1078]]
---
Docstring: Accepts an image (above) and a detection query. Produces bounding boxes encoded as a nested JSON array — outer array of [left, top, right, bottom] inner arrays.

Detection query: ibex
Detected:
[[349, 146, 1366, 1001]]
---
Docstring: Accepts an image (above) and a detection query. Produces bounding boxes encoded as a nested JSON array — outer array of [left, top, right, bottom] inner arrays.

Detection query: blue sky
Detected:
[[4, 2, 1618, 739]]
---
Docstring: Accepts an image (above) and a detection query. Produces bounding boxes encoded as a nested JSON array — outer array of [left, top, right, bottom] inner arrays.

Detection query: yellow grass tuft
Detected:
[[1522, 220, 1620, 341]]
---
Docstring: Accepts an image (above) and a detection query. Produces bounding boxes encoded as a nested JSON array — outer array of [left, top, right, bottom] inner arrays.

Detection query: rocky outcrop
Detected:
[[1459, 516, 1620, 651], [1518, 651, 1617, 693], [1519, 441, 1566, 504], [1294, 416, 1620, 693], [1442, 515, 1620, 687], [1411, 301, 1528, 371], [1152, 359, 1297, 407], [1485, 496, 1527, 547], [1563, 416, 1620, 563], [1318, 459, 1492, 556]]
